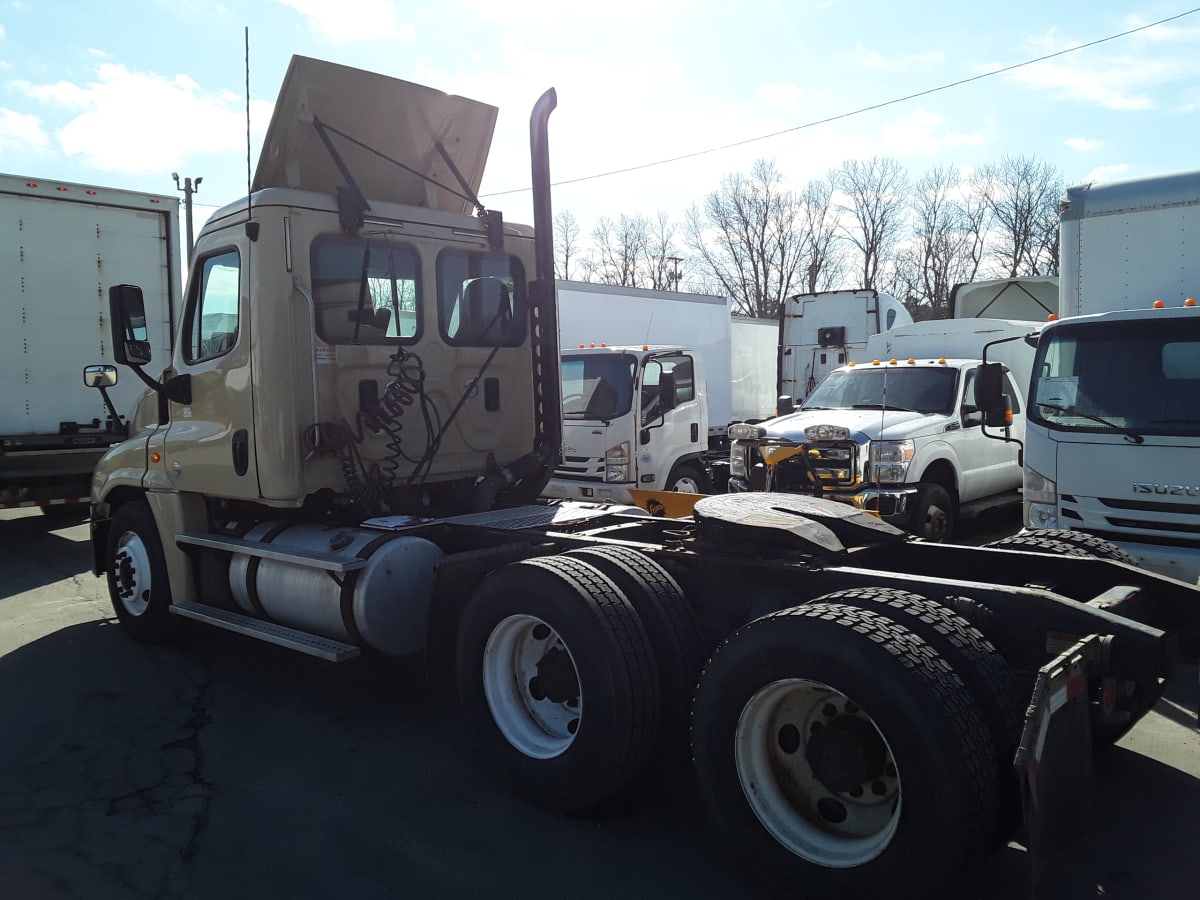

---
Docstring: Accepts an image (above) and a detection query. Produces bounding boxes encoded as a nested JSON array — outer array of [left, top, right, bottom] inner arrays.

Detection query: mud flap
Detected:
[[1015, 635, 1098, 898]]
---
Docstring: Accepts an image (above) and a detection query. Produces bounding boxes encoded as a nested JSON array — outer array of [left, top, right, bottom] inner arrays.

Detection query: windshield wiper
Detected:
[[851, 403, 917, 412], [1038, 402, 1144, 444]]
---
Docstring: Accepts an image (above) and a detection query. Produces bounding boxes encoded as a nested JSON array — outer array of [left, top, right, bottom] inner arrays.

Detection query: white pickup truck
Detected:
[[727, 357, 1026, 540]]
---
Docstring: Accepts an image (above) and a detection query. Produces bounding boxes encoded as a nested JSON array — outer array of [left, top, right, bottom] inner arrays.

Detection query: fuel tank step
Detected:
[[169, 601, 361, 662]]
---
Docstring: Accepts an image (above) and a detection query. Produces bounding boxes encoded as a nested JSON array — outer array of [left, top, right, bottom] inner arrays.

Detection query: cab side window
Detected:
[[184, 249, 240, 362]]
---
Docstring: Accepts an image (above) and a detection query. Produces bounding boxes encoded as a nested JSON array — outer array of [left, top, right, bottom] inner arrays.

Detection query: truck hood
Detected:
[[253, 55, 498, 214], [763, 408, 947, 442]]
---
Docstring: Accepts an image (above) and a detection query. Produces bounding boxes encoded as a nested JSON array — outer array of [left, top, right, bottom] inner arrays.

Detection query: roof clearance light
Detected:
[[938, 358, 947, 365], [86, 190, 97, 196], [578, 343, 585, 348], [907, 358, 916, 364], [872, 359, 881, 366], [150, 198, 160, 204], [1186, 298, 1197, 307], [589, 342, 596, 348], [601, 342, 608, 347], [57, 186, 67, 192], [26, 182, 37, 188], [1048, 313, 1058, 321], [1154, 300, 1165, 308], [848, 361, 856, 367], [889, 358, 897, 365]]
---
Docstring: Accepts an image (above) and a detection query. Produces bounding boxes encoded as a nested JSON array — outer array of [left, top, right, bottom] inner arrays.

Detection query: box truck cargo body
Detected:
[[0, 174, 180, 508]]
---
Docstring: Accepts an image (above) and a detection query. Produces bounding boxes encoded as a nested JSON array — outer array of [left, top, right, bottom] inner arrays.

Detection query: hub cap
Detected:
[[735, 678, 901, 867], [482, 614, 582, 759], [113, 531, 153, 617]]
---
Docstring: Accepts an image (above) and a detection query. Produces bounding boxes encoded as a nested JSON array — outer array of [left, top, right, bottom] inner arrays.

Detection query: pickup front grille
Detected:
[[770, 441, 860, 491]]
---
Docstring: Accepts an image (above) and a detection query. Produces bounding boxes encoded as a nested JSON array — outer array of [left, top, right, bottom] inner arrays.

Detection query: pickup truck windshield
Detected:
[[1029, 317, 1200, 438], [802, 367, 959, 415], [561, 353, 637, 421]]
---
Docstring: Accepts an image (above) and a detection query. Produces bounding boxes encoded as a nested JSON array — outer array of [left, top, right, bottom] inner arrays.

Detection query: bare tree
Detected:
[[684, 158, 805, 318], [904, 165, 986, 319], [584, 214, 650, 287], [638, 211, 686, 291], [836, 157, 910, 290], [795, 174, 847, 293], [553, 210, 582, 281], [971, 155, 1063, 277]]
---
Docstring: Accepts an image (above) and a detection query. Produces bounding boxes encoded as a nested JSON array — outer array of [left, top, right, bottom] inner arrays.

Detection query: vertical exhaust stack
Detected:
[[527, 88, 562, 488]]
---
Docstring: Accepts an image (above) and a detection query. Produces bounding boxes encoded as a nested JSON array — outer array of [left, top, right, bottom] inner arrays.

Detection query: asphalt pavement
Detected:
[[0, 506, 1196, 900]]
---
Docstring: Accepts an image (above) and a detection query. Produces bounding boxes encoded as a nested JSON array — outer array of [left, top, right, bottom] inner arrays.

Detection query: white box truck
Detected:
[[545, 282, 776, 501], [983, 170, 1200, 583], [0, 174, 181, 510]]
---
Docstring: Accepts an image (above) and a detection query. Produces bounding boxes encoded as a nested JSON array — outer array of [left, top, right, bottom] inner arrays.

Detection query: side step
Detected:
[[170, 602, 361, 662]]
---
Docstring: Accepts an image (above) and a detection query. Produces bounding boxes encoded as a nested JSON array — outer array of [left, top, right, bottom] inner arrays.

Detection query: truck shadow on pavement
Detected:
[[0, 511, 94, 599]]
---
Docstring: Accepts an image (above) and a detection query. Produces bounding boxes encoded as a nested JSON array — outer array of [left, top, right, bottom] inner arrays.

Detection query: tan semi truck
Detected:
[[87, 56, 1199, 899]]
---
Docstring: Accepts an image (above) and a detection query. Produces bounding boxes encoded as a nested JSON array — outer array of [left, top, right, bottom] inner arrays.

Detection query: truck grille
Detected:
[[1061, 494, 1200, 549], [554, 455, 605, 483], [772, 442, 860, 490]]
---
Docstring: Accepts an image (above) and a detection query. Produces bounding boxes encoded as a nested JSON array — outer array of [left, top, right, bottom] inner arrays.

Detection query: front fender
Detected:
[[908, 437, 961, 494]]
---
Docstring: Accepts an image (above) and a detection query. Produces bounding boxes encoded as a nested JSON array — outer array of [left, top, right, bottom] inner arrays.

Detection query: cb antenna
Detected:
[[244, 26, 259, 240]]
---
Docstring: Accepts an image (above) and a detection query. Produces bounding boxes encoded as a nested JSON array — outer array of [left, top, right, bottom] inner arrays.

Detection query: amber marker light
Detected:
[[1154, 300, 1165, 308], [150, 452, 161, 463]]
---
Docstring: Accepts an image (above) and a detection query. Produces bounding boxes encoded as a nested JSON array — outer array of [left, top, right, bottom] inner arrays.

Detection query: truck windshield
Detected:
[[561, 354, 637, 421], [802, 367, 958, 415], [1029, 317, 1200, 437]]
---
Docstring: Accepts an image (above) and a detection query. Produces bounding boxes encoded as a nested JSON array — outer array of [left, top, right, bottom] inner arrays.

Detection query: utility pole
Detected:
[[666, 256, 682, 291], [172, 173, 203, 262]]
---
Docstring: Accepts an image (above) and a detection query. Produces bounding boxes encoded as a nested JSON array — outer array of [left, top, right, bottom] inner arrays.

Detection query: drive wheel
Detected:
[[106, 500, 181, 643], [564, 546, 704, 760], [909, 482, 955, 542], [983, 534, 1094, 557], [666, 462, 709, 494], [691, 603, 999, 898], [806, 586, 1025, 835], [456, 555, 660, 813], [1011, 529, 1138, 565]]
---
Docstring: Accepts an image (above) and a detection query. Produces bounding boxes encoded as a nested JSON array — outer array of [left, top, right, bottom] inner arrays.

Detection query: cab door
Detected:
[[958, 364, 1024, 499], [160, 241, 260, 499]]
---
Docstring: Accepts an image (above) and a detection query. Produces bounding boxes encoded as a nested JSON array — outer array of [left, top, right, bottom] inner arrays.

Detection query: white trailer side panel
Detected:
[[0, 189, 178, 434], [730, 316, 777, 422], [1060, 170, 1200, 316], [556, 281, 734, 431]]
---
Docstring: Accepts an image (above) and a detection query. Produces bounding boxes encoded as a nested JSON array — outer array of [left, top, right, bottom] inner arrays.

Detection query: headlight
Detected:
[[728, 422, 766, 440], [804, 424, 850, 442], [730, 441, 747, 479], [604, 440, 630, 483], [1024, 466, 1058, 528], [868, 439, 914, 483]]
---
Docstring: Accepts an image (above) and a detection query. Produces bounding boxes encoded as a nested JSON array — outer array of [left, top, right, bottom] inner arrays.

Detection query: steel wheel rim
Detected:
[[483, 614, 583, 759], [113, 530, 153, 617], [735, 678, 902, 868], [672, 474, 703, 493]]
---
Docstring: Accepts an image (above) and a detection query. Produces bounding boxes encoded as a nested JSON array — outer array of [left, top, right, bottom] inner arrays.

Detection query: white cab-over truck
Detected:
[[979, 170, 1200, 583], [87, 55, 1200, 900], [544, 283, 775, 501], [0, 174, 179, 511], [778, 288, 914, 400]]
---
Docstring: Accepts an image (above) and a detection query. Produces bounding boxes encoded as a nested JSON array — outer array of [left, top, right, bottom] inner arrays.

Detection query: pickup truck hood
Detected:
[[253, 55, 497, 214], [763, 408, 947, 442]]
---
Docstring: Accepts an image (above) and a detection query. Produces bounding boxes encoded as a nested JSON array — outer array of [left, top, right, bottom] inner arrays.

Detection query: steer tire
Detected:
[[983, 534, 1095, 557], [564, 546, 704, 766], [106, 500, 181, 643], [807, 586, 1025, 836], [456, 555, 661, 814], [691, 603, 999, 899], [1015, 529, 1139, 565], [909, 482, 956, 542]]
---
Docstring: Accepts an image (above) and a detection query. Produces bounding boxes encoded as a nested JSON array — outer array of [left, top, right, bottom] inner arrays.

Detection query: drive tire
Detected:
[[564, 546, 704, 762], [909, 482, 955, 542], [806, 586, 1025, 835], [1014, 529, 1138, 565], [106, 500, 181, 643], [456, 555, 660, 813], [983, 534, 1094, 557], [691, 603, 999, 899]]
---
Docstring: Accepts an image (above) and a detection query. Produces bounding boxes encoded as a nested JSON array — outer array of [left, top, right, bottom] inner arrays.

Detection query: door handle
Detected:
[[232, 428, 249, 476]]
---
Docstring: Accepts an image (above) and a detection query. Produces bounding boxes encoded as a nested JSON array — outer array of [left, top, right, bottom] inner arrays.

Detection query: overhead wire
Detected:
[[481, 7, 1200, 198]]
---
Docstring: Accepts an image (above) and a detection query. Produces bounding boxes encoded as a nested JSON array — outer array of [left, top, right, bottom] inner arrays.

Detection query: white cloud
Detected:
[[0, 107, 49, 152], [274, 0, 416, 44], [13, 64, 272, 173], [1081, 163, 1131, 184], [1066, 137, 1101, 152]]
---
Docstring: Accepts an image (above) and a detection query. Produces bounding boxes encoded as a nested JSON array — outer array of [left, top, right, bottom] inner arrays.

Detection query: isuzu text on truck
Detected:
[[88, 56, 1199, 899]]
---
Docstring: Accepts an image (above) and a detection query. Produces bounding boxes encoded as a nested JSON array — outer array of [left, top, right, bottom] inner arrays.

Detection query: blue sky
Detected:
[[3, 1, 1200, 236]]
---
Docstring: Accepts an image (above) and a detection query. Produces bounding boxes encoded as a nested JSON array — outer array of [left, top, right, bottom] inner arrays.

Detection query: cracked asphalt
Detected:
[[1, 507, 1197, 900]]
